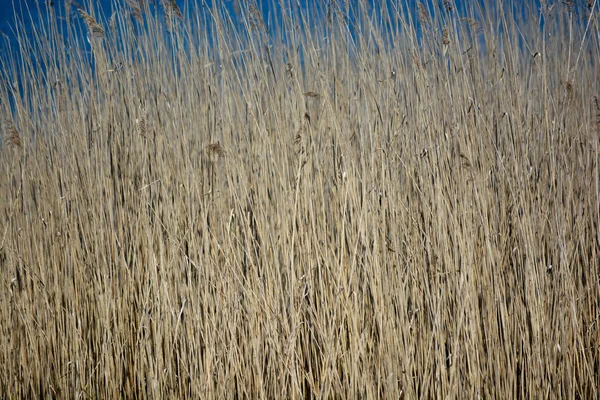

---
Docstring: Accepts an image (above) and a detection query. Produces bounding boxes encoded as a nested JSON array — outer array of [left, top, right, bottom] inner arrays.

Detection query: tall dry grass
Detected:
[[0, 0, 599, 398]]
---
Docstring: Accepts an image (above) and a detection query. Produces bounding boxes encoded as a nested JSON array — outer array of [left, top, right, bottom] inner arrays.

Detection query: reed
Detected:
[[0, 0, 598, 398]]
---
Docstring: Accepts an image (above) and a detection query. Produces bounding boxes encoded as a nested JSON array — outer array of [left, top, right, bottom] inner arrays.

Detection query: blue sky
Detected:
[[0, 0, 581, 56], [0, 0, 483, 44]]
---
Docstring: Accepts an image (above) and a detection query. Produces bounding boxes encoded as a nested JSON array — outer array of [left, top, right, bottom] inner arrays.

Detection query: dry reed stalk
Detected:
[[64, 0, 73, 23], [108, 11, 117, 33], [593, 96, 600, 133], [53, 80, 68, 115]]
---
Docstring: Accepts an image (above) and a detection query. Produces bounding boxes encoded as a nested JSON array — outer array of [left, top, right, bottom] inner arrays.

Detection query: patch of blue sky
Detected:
[[0, 0, 596, 82]]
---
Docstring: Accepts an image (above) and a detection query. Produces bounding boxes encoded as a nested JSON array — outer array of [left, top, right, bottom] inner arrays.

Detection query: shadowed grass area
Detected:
[[0, 0, 599, 397]]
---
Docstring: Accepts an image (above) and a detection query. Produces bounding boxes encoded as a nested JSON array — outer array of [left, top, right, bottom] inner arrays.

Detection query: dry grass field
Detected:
[[0, 0, 599, 398]]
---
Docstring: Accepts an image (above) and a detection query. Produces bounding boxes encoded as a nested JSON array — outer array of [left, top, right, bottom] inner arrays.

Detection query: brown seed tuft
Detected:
[[4, 121, 22, 148], [304, 91, 321, 98], [125, 0, 143, 23], [565, 81, 574, 100], [462, 18, 482, 34], [248, 3, 266, 32], [161, 0, 183, 30], [442, 27, 451, 45], [563, 0, 575, 13], [304, 112, 311, 125], [78, 8, 105, 38], [417, 3, 430, 25], [206, 141, 226, 158], [136, 100, 148, 138]]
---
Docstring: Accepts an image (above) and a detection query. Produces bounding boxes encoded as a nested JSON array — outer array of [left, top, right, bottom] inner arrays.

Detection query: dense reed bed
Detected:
[[0, 0, 599, 397]]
